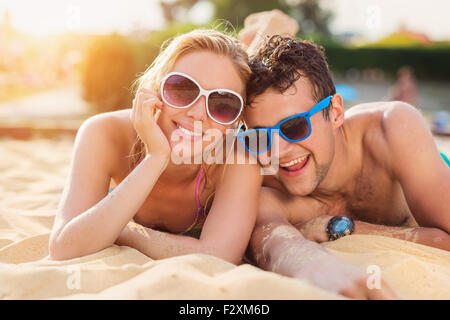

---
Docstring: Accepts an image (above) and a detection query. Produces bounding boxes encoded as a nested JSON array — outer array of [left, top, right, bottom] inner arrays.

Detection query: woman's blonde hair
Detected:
[[128, 29, 251, 171]]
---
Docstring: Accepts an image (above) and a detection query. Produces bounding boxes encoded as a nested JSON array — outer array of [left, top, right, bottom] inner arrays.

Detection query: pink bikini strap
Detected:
[[182, 167, 205, 235]]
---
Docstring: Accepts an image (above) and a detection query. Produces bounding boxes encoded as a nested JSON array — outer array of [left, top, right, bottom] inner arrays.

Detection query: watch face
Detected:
[[332, 218, 351, 234], [328, 216, 354, 240]]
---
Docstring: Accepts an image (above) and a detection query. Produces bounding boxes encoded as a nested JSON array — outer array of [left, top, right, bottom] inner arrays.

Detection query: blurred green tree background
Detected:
[[81, 0, 334, 112], [80, 0, 449, 113]]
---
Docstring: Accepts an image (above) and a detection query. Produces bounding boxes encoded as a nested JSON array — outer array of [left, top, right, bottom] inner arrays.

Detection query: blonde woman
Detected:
[[49, 29, 262, 264]]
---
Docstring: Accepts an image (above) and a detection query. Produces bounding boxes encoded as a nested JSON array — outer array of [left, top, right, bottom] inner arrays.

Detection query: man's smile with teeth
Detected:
[[280, 154, 309, 168]]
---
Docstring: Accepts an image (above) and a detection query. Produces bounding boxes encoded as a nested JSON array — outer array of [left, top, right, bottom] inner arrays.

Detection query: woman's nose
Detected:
[[186, 95, 207, 122]]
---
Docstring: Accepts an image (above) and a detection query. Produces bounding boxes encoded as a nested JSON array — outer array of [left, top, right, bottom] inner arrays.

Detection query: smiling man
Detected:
[[240, 35, 450, 299]]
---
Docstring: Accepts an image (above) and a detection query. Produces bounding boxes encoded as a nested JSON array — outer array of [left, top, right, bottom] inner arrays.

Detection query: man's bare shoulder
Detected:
[[345, 100, 422, 128], [345, 101, 426, 170], [345, 101, 399, 123]]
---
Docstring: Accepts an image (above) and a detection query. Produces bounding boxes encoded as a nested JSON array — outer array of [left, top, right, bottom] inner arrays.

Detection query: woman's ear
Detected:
[[329, 94, 345, 130], [154, 102, 163, 111], [156, 91, 163, 108]]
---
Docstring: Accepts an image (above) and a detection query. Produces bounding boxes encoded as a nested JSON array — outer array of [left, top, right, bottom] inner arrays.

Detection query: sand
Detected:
[[0, 137, 449, 299]]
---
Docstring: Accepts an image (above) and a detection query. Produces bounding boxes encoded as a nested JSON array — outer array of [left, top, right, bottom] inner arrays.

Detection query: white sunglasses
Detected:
[[160, 72, 244, 125]]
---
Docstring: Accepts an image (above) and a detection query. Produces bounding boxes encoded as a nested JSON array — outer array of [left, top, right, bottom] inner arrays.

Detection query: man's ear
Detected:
[[329, 94, 345, 130]]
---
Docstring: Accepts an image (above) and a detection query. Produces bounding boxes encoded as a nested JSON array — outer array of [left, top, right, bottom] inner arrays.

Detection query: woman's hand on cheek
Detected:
[[130, 88, 171, 160]]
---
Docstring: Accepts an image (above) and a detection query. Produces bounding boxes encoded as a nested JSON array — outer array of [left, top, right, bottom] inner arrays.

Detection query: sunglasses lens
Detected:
[[280, 116, 310, 140], [163, 74, 199, 107], [208, 91, 242, 123], [242, 130, 270, 154]]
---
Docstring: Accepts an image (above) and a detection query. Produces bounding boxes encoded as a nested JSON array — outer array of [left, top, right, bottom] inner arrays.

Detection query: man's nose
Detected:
[[272, 132, 295, 156], [186, 95, 207, 122]]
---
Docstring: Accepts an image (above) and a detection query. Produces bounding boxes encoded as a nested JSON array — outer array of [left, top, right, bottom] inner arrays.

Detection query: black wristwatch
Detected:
[[326, 215, 354, 241]]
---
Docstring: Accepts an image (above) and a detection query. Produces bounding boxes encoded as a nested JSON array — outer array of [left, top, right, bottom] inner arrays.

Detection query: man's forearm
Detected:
[[353, 221, 450, 251], [249, 213, 398, 298], [249, 220, 330, 276]]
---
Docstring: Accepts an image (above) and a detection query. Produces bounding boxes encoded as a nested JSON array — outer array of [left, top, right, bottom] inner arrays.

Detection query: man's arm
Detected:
[[239, 9, 299, 55], [353, 221, 450, 251], [297, 215, 450, 251], [248, 189, 397, 299]]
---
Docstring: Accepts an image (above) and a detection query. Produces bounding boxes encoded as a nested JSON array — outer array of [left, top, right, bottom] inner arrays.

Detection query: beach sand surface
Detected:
[[0, 137, 449, 299]]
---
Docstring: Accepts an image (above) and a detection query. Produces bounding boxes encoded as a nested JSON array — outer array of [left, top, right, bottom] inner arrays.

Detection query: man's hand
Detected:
[[239, 9, 299, 55], [293, 253, 397, 299], [295, 215, 331, 243]]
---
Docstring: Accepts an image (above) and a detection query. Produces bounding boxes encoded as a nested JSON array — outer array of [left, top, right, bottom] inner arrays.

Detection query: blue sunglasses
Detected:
[[238, 95, 333, 154]]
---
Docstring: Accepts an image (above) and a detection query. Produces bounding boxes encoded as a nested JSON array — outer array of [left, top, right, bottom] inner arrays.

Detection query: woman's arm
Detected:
[[49, 90, 170, 260], [116, 160, 263, 265], [116, 221, 216, 260]]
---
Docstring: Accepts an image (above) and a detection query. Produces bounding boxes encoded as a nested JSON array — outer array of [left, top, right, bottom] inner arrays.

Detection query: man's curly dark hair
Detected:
[[246, 35, 336, 120]]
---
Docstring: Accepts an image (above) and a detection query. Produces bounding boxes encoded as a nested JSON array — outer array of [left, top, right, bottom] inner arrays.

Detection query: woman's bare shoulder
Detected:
[[75, 109, 136, 174], [81, 109, 135, 147]]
